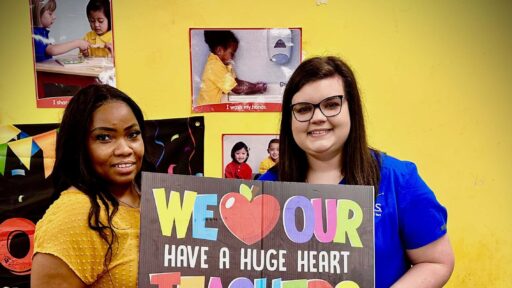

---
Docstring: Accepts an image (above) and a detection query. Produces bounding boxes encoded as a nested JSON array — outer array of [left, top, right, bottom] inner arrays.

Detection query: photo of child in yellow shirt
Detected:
[[82, 0, 113, 58], [197, 30, 267, 105], [258, 138, 279, 174]]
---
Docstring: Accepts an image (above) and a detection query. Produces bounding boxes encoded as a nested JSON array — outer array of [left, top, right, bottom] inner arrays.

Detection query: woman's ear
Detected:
[[214, 46, 224, 56]]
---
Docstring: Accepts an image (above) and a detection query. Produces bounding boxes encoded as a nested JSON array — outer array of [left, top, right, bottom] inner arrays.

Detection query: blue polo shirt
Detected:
[[258, 153, 447, 288]]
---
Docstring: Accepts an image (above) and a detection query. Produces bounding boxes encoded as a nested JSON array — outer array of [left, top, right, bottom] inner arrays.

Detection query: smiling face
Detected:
[[87, 101, 144, 191], [268, 142, 279, 162], [88, 9, 109, 36], [234, 148, 248, 164], [291, 75, 350, 161]]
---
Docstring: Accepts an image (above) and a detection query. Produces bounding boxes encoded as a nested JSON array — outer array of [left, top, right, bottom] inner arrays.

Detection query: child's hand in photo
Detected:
[[105, 42, 114, 57], [254, 82, 267, 93], [77, 39, 90, 56]]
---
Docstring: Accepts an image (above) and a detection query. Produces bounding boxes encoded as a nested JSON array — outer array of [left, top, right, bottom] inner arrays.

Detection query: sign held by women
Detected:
[[138, 173, 374, 288]]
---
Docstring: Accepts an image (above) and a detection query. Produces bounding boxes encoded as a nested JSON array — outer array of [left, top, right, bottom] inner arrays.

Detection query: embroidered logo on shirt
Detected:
[[374, 203, 382, 217], [374, 192, 384, 217]]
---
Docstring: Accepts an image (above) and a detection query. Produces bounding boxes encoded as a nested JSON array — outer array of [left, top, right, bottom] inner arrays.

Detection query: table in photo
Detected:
[[35, 58, 114, 108]]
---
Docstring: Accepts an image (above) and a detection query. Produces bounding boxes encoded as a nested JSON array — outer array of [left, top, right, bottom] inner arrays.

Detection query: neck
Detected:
[[110, 182, 140, 208], [306, 153, 343, 185]]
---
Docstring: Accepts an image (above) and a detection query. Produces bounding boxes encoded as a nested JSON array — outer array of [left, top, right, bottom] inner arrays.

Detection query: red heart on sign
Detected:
[[220, 193, 280, 245]]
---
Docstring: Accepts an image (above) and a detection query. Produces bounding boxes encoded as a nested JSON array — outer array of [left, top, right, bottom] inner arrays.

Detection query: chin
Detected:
[[310, 144, 341, 155]]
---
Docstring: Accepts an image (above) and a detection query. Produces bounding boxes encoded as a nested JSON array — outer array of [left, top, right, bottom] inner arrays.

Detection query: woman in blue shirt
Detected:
[[259, 56, 454, 287]]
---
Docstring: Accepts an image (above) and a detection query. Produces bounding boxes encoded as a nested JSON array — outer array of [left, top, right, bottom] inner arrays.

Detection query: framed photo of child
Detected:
[[222, 134, 279, 180], [29, 0, 116, 108], [190, 28, 302, 113]]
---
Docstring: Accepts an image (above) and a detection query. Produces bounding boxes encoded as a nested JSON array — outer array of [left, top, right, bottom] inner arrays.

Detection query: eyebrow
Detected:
[[90, 123, 140, 133], [291, 95, 344, 105]]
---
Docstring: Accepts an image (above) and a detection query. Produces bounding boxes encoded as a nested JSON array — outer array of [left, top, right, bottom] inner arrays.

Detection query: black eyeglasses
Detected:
[[290, 95, 344, 122]]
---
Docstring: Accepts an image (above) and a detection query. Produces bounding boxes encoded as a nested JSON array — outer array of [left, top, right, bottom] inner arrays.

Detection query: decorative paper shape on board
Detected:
[[32, 130, 57, 178], [7, 137, 33, 171], [144, 117, 204, 176], [138, 173, 375, 287], [219, 184, 280, 245], [0, 125, 21, 144], [0, 123, 59, 286], [0, 143, 7, 176]]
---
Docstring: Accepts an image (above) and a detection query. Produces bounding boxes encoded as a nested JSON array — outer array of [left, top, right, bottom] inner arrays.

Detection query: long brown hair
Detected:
[[277, 56, 381, 191]]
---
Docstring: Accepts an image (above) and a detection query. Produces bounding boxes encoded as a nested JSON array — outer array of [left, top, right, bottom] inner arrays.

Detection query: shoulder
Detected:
[[83, 30, 96, 40], [258, 169, 278, 181], [33, 27, 47, 35], [379, 153, 414, 172], [42, 189, 91, 217], [377, 152, 441, 208], [242, 163, 252, 173], [206, 53, 225, 68], [99, 31, 112, 41], [207, 53, 220, 62], [378, 153, 422, 186], [378, 154, 448, 249], [34, 189, 110, 285], [261, 157, 272, 164], [35, 189, 92, 236], [33, 27, 50, 39]]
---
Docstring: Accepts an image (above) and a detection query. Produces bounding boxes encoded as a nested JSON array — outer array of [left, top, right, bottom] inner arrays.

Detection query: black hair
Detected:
[[204, 30, 239, 53], [230, 141, 249, 163], [51, 84, 147, 272], [267, 138, 279, 149]]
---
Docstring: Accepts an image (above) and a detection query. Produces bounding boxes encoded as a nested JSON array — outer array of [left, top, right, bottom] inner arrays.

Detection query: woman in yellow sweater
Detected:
[[31, 84, 148, 287]]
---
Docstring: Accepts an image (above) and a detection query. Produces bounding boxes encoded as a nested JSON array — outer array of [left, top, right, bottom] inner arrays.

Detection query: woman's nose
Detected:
[[310, 106, 326, 122], [114, 139, 133, 155]]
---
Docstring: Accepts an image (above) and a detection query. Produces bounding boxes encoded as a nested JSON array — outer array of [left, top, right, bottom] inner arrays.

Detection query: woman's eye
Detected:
[[295, 105, 313, 114], [323, 101, 341, 110], [95, 134, 111, 141], [128, 130, 141, 139]]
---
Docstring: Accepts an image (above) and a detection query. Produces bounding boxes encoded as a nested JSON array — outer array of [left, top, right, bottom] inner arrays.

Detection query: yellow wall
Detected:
[[1, 0, 511, 286]]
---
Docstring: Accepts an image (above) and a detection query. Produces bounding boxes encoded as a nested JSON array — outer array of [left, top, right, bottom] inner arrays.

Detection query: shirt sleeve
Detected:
[[258, 160, 266, 174], [257, 169, 278, 181], [34, 192, 107, 285], [397, 162, 448, 249], [206, 60, 237, 94], [33, 29, 50, 62], [225, 162, 234, 178]]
